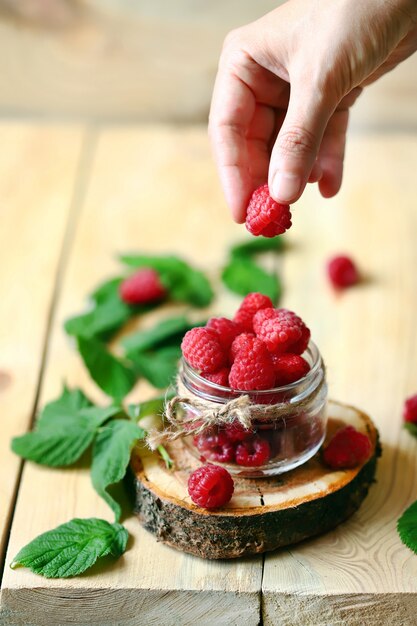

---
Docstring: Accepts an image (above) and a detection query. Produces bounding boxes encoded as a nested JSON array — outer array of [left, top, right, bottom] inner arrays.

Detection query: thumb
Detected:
[[268, 81, 334, 204]]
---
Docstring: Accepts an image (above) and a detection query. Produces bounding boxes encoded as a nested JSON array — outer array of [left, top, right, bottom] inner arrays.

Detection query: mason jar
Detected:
[[176, 342, 327, 477]]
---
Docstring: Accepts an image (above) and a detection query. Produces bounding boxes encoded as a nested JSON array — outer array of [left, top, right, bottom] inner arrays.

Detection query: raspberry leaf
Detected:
[[128, 346, 181, 389], [78, 337, 136, 402], [10, 518, 128, 578], [119, 254, 213, 307], [398, 500, 417, 554], [91, 420, 145, 521], [126, 392, 174, 423], [121, 315, 204, 353], [231, 236, 284, 259], [11, 387, 119, 467], [221, 257, 281, 303], [404, 422, 417, 438]]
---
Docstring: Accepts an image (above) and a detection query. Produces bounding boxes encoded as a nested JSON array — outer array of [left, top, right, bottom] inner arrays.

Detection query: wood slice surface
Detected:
[[131, 400, 380, 560]]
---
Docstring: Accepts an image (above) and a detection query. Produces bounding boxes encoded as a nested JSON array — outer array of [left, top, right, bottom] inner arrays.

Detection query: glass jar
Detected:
[[177, 342, 327, 477]]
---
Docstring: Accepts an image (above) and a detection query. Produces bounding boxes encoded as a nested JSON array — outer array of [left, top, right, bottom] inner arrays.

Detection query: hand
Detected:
[[209, 0, 417, 222]]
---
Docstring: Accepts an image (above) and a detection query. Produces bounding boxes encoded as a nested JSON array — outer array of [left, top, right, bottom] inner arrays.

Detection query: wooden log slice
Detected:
[[130, 400, 381, 559]]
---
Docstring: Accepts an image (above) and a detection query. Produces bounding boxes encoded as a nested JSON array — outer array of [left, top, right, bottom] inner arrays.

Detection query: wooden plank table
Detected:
[[0, 124, 417, 625]]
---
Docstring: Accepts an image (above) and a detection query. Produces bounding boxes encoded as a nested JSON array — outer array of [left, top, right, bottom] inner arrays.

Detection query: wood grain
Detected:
[[262, 136, 417, 625], [0, 123, 83, 567], [0, 126, 262, 626]]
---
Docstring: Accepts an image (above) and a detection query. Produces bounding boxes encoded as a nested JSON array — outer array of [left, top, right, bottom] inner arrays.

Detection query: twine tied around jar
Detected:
[[146, 371, 326, 450]]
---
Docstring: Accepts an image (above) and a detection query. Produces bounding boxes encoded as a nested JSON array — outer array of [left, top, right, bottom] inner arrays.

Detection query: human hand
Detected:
[[209, 0, 417, 222]]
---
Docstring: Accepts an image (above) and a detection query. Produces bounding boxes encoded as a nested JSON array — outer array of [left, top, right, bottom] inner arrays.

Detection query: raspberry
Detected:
[[229, 338, 275, 390], [327, 255, 360, 289], [404, 394, 417, 423], [204, 367, 230, 387], [181, 327, 227, 374], [224, 422, 253, 442], [230, 332, 256, 362], [234, 292, 273, 332], [245, 184, 292, 238], [206, 317, 241, 349], [236, 435, 271, 466], [188, 464, 234, 509], [253, 308, 310, 354], [193, 432, 236, 463], [323, 425, 372, 469], [119, 268, 166, 305], [272, 354, 310, 385]]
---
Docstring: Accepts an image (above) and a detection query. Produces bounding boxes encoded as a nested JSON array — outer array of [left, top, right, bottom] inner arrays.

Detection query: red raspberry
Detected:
[[224, 422, 253, 442], [273, 354, 310, 385], [193, 432, 235, 463], [323, 425, 372, 469], [229, 338, 275, 390], [234, 292, 273, 332], [327, 255, 360, 289], [188, 464, 234, 509], [204, 367, 230, 387], [119, 268, 166, 305], [181, 327, 227, 374], [206, 317, 242, 350], [253, 308, 310, 354], [404, 394, 417, 423], [245, 184, 292, 238], [236, 435, 271, 466], [230, 333, 256, 362]]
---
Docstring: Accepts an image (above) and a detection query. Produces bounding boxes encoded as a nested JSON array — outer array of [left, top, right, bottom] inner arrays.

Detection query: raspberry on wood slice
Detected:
[[206, 317, 242, 350], [253, 307, 310, 354], [273, 354, 310, 385], [229, 338, 275, 391], [187, 464, 234, 509], [181, 327, 227, 374], [404, 394, 417, 423], [327, 255, 360, 289], [323, 425, 371, 469], [245, 184, 292, 238], [233, 292, 273, 332], [119, 268, 167, 305]]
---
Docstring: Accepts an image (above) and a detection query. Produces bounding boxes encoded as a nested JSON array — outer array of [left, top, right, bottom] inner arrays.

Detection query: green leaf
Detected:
[[78, 337, 136, 402], [40, 386, 93, 424], [12, 405, 120, 467], [64, 277, 131, 340], [11, 518, 128, 578], [91, 420, 145, 521], [231, 236, 284, 259], [404, 422, 417, 438], [221, 257, 281, 303], [127, 392, 174, 423], [398, 500, 417, 554], [129, 346, 181, 389], [119, 254, 213, 307], [157, 444, 174, 470], [121, 315, 201, 354]]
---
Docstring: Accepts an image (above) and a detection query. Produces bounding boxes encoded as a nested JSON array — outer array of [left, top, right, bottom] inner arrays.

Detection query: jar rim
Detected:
[[181, 340, 323, 396]]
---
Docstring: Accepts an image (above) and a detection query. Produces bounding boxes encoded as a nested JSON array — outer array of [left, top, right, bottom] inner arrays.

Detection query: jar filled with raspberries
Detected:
[[169, 293, 328, 477]]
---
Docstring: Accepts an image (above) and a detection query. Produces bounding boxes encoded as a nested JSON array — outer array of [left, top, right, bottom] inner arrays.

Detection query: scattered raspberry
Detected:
[[245, 184, 292, 238], [224, 422, 253, 442], [253, 308, 310, 354], [229, 338, 275, 390], [323, 425, 372, 469], [234, 292, 273, 332], [181, 327, 227, 374], [327, 255, 360, 289], [230, 333, 256, 362], [273, 354, 310, 385], [204, 368, 230, 387], [206, 317, 242, 350], [119, 268, 166, 305], [236, 435, 271, 466], [404, 394, 417, 423], [188, 464, 234, 509]]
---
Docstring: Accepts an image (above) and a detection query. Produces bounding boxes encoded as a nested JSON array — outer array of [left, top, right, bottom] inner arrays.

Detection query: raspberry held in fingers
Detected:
[[245, 184, 292, 238]]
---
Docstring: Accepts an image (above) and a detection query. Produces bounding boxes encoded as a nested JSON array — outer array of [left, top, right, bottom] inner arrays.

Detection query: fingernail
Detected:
[[271, 172, 302, 203]]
